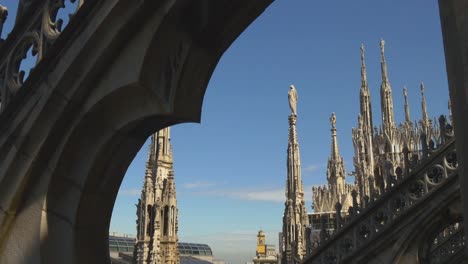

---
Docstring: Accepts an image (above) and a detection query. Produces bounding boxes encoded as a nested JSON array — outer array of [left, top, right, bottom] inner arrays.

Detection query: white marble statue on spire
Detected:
[[288, 85, 298, 116], [380, 39, 385, 59]]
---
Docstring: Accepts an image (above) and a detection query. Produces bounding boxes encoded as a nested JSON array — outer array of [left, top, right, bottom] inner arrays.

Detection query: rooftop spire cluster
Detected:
[[309, 39, 451, 256]]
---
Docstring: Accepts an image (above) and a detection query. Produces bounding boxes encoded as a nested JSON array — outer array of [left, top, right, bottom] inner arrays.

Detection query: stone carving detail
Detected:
[[6, 32, 41, 93], [288, 84, 298, 116], [308, 139, 458, 263], [0, 0, 85, 114], [42, 0, 84, 40]]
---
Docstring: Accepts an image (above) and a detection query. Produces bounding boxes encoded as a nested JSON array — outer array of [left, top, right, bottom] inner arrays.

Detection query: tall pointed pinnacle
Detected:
[[379, 39, 396, 134], [360, 44, 368, 89], [283, 85, 307, 264], [380, 39, 389, 83], [403, 86, 411, 124], [359, 44, 373, 135], [420, 82, 429, 126], [327, 113, 346, 193], [143, 135, 155, 193], [330, 113, 339, 160], [287, 105, 301, 195], [359, 44, 373, 137]]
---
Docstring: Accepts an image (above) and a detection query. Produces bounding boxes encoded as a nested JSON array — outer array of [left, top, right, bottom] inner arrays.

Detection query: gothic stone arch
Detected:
[[0, 1, 272, 263]]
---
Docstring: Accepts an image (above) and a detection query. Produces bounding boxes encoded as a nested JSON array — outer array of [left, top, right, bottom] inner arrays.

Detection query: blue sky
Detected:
[[1, 1, 449, 264]]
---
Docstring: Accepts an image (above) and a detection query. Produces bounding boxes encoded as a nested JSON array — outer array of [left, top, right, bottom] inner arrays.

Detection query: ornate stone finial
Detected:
[[403, 86, 411, 123], [0, 5, 8, 38], [330, 112, 337, 130], [328, 112, 346, 187], [380, 39, 385, 61], [288, 85, 298, 116], [420, 82, 429, 125], [360, 44, 368, 89], [379, 39, 390, 85], [360, 44, 365, 64], [379, 38, 395, 133]]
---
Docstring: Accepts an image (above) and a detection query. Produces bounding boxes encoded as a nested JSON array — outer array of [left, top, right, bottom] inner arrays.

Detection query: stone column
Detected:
[[438, 0, 468, 252]]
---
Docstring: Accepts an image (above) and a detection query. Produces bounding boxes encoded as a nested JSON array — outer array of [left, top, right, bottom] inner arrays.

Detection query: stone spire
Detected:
[[420, 82, 430, 128], [136, 127, 179, 264], [355, 45, 375, 196], [379, 39, 396, 136], [136, 135, 157, 263], [327, 113, 346, 194], [330, 113, 339, 160], [359, 44, 373, 137], [283, 86, 308, 264], [380, 39, 389, 84], [403, 86, 411, 125], [360, 44, 368, 90]]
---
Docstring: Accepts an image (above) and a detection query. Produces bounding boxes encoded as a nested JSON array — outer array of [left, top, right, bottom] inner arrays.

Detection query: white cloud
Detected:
[[230, 189, 285, 202], [183, 181, 218, 189], [303, 164, 321, 173], [192, 186, 313, 203], [194, 188, 284, 202], [119, 188, 140, 196]]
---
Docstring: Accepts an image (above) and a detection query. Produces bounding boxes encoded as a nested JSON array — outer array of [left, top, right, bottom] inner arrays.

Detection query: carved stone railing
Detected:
[[305, 137, 458, 263], [429, 223, 465, 264], [0, 0, 84, 113]]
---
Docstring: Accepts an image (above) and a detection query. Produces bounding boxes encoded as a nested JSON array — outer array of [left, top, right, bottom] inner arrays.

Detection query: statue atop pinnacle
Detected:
[[330, 112, 337, 129], [380, 39, 385, 61], [288, 85, 298, 116], [360, 44, 365, 63]]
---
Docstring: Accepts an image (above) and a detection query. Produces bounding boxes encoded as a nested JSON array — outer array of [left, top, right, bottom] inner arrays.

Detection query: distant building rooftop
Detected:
[[109, 235, 135, 253], [178, 242, 213, 256], [109, 235, 217, 263]]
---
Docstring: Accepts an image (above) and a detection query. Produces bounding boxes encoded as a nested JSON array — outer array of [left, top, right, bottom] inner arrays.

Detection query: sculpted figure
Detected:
[[380, 39, 385, 59], [288, 85, 298, 115], [330, 112, 336, 129]]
